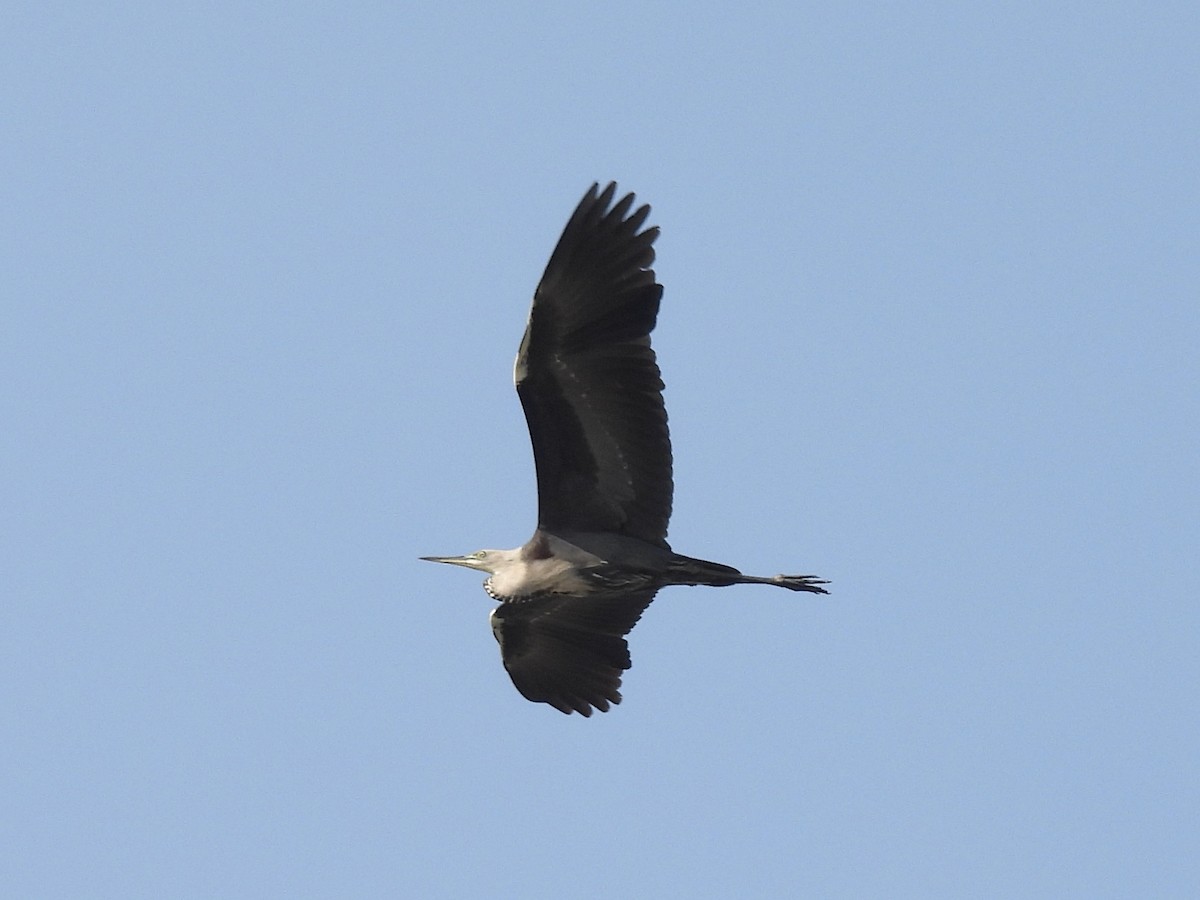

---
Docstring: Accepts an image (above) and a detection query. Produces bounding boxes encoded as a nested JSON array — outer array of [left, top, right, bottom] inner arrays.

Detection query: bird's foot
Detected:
[[772, 574, 830, 594]]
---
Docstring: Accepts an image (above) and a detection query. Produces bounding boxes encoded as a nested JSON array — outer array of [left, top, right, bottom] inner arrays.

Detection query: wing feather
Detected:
[[490, 590, 658, 716], [515, 183, 672, 545]]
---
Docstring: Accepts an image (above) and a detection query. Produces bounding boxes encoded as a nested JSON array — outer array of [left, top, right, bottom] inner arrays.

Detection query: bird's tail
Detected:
[[665, 554, 830, 594]]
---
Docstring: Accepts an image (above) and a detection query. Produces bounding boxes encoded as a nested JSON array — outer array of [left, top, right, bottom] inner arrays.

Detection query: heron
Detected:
[[422, 182, 828, 716]]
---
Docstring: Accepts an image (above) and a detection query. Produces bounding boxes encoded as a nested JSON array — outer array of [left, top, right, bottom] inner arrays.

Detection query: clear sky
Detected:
[[3, 3, 1197, 897]]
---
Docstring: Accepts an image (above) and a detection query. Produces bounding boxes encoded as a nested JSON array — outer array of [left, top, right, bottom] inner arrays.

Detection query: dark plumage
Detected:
[[422, 183, 828, 715]]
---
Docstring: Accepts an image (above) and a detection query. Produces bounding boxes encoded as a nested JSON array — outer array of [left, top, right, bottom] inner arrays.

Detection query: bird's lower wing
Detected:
[[489, 590, 658, 716]]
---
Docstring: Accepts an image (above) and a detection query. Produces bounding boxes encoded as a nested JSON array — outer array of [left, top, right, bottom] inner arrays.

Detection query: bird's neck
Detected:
[[485, 556, 593, 601]]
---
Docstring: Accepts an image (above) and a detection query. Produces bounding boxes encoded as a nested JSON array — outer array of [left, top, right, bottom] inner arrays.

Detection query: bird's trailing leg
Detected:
[[664, 554, 830, 594]]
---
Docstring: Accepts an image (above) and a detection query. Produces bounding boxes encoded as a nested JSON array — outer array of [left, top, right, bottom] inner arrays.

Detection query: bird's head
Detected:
[[419, 549, 515, 575]]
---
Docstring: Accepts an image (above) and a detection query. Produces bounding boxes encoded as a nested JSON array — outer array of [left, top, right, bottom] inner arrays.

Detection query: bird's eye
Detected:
[[473, 551, 486, 559]]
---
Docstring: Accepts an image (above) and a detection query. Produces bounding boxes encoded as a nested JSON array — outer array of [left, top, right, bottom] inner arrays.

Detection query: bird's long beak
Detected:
[[419, 555, 478, 569]]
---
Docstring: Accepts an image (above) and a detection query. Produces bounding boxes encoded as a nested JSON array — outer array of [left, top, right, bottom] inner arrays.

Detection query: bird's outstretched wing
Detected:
[[489, 590, 658, 716], [515, 183, 672, 546]]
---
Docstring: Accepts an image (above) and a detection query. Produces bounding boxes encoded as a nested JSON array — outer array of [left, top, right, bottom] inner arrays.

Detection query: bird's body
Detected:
[[423, 183, 828, 715]]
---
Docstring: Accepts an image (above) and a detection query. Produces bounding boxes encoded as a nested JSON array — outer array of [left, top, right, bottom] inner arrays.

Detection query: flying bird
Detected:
[[422, 183, 828, 715]]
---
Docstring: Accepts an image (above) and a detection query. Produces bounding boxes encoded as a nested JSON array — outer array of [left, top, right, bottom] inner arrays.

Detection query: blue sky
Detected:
[[3, 3, 1197, 897]]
